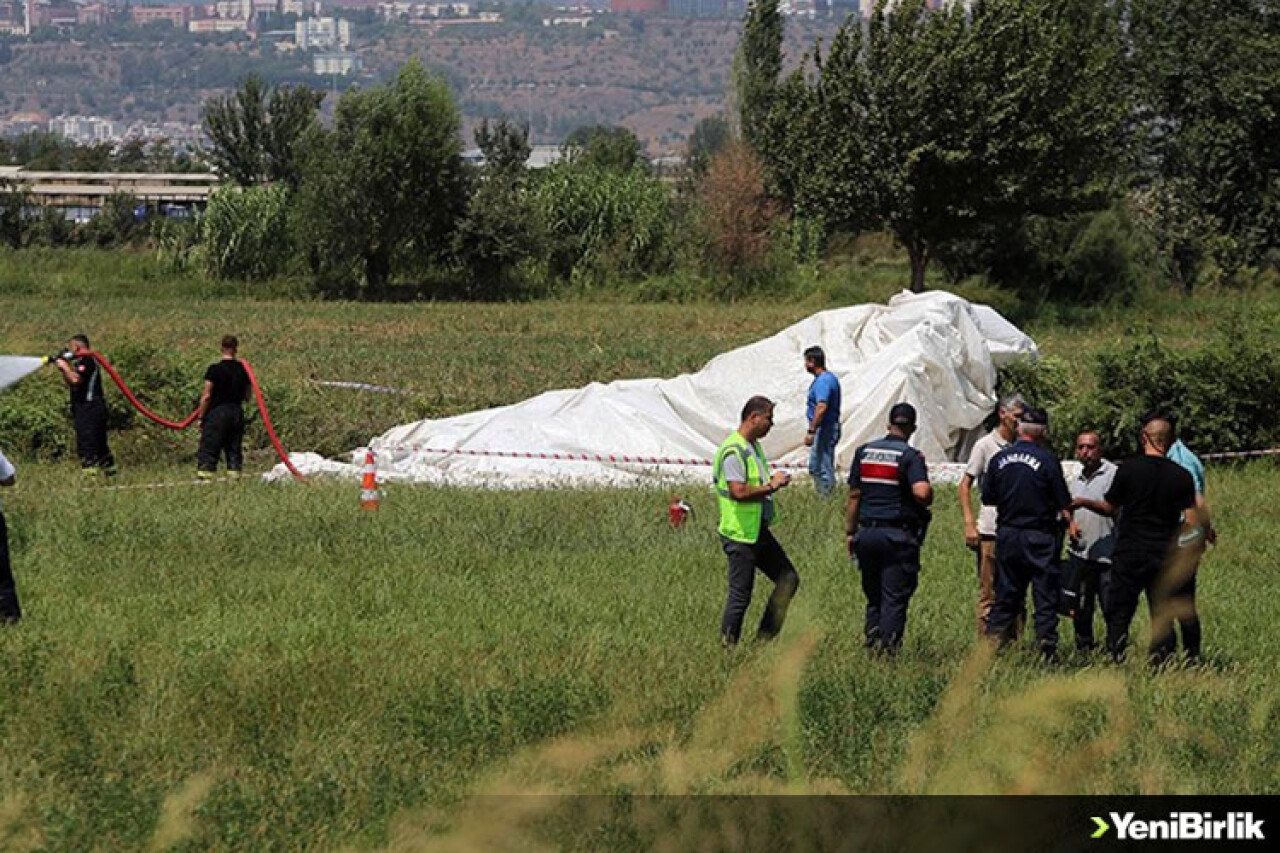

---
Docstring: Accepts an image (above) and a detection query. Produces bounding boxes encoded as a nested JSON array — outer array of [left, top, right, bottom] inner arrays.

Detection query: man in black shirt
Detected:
[[982, 408, 1077, 662], [53, 334, 116, 475], [196, 336, 251, 478], [1072, 418, 1197, 665]]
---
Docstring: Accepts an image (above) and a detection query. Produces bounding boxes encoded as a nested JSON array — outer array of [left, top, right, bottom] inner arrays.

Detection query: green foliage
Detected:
[[455, 121, 541, 298], [561, 124, 645, 173], [0, 131, 203, 173], [1050, 317, 1280, 457], [0, 369, 70, 458], [202, 75, 324, 188], [530, 162, 674, 286], [79, 193, 144, 248], [768, 0, 1131, 293], [937, 205, 1153, 305], [686, 114, 731, 176], [473, 118, 531, 178], [996, 356, 1072, 414], [295, 61, 468, 297], [201, 185, 293, 281], [0, 177, 26, 249], [1128, 0, 1280, 286], [733, 0, 783, 157], [24, 207, 75, 248], [151, 216, 202, 273]]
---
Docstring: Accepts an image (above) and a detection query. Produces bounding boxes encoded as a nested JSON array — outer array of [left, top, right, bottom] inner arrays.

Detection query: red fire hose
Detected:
[[86, 351, 304, 480]]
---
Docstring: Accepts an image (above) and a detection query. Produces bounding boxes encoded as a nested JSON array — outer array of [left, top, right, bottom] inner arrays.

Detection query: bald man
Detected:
[[1072, 418, 1197, 665]]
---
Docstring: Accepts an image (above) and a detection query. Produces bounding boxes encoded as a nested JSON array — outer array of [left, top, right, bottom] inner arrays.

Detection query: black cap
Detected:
[[1019, 407, 1049, 426], [889, 402, 917, 427]]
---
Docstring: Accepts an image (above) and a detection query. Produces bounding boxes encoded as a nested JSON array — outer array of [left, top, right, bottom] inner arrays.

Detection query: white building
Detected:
[[190, 17, 249, 33], [48, 115, 121, 144], [296, 16, 351, 50], [313, 51, 362, 75], [214, 0, 252, 20]]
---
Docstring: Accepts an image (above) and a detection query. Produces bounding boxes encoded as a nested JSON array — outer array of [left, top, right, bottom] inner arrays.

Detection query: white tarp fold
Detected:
[[0, 357, 46, 394], [269, 291, 1036, 487]]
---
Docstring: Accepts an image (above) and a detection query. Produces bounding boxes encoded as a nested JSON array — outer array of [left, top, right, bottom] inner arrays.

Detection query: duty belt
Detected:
[[859, 519, 915, 530]]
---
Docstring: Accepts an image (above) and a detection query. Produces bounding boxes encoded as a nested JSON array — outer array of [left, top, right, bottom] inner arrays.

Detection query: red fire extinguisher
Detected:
[[668, 497, 693, 528]]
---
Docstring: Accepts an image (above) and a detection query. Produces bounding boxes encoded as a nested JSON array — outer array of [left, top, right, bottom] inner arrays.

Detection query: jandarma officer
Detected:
[[713, 395, 800, 646], [845, 402, 932, 653], [982, 407, 1077, 662]]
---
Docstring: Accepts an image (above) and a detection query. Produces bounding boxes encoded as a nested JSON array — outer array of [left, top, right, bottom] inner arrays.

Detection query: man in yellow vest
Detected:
[[714, 395, 799, 645]]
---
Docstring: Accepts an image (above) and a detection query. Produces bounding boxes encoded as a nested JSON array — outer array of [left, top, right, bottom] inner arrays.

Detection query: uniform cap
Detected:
[[1019, 407, 1049, 426], [889, 402, 917, 427]]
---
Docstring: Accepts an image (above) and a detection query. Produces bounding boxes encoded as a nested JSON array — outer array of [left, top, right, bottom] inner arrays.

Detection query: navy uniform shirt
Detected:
[[69, 355, 104, 406], [981, 439, 1071, 532], [849, 435, 929, 523]]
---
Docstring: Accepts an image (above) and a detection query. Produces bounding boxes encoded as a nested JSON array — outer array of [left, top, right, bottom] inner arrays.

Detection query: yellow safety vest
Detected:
[[713, 431, 773, 543]]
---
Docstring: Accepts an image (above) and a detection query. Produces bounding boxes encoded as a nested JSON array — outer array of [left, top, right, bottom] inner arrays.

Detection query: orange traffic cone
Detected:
[[360, 449, 381, 510]]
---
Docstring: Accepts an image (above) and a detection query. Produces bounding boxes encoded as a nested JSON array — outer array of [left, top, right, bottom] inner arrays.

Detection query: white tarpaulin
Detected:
[[0, 357, 45, 393], [270, 291, 1037, 486]]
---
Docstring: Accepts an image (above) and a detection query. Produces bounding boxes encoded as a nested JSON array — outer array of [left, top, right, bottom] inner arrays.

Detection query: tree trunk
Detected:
[[364, 249, 391, 298], [908, 243, 929, 293]]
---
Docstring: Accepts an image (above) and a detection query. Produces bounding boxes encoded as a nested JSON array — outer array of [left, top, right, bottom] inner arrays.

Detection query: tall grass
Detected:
[[2, 255, 1279, 848], [0, 460, 1276, 850]]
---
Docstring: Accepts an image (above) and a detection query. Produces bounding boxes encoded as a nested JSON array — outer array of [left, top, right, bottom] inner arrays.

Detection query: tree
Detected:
[[0, 178, 28, 249], [562, 124, 644, 172], [203, 75, 323, 187], [767, 0, 1130, 292], [733, 0, 783, 158], [696, 141, 779, 278], [474, 118, 531, 177], [686, 114, 731, 176], [296, 61, 468, 296], [1129, 0, 1280, 288], [456, 119, 539, 296]]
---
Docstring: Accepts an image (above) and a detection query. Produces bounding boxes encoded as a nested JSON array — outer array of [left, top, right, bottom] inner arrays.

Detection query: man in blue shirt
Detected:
[[804, 346, 842, 496], [846, 402, 932, 653], [982, 408, 1077, 662]]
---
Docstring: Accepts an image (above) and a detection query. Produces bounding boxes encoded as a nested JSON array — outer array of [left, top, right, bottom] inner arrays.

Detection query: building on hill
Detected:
[[130, 5, 193, 27], [667, 0, 728, 17], [77, 2, 107, 25], [189, 16, 249, 33], [296, 16, 351, 50], [313, 50, 361, 75], [610, 0, 666, 13]]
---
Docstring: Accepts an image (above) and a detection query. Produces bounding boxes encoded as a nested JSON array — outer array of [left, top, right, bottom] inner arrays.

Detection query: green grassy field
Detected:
[[2, 250, 1279, 850]]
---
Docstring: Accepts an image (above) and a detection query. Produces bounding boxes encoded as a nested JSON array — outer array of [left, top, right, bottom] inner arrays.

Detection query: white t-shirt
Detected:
[[965, 429, 1009, 536], [0, 449, 14, 512]]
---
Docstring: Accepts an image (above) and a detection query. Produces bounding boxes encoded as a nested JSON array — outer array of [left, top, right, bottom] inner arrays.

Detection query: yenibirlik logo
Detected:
[[1091, 812, 1265, 841]]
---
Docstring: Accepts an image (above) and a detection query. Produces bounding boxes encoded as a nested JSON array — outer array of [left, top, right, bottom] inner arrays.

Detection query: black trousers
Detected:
[[71, 400, 113, 469], [197, 405, 245, 473], [0, 511, 21, 623], [1108, 548, 1199, 663], [1066, 555, 1110, 651], [720, 525, 800, 644], [989, 528, 1061, 653], [852, 526, 921, 650]]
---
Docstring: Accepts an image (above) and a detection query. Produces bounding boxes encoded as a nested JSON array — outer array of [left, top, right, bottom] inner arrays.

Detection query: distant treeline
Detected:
[[2, 0, 1277, 304]]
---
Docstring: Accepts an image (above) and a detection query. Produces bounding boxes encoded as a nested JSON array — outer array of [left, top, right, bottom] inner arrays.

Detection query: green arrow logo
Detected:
[[1091, 816, 1110, 839]]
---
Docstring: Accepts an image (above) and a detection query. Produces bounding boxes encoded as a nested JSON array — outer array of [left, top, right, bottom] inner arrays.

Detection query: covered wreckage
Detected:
[[271, 291, 1038, 486]]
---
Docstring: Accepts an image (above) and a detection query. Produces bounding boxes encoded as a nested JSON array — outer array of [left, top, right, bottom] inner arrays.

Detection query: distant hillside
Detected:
[[0, 16, 847, 153]]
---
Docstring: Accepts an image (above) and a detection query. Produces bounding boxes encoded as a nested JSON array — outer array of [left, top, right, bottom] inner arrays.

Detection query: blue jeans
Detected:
[[808, 421, 840, 495]]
